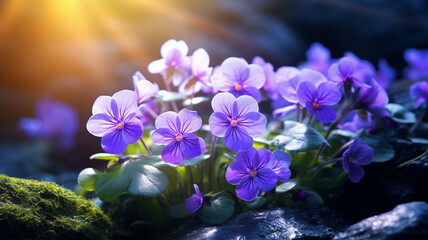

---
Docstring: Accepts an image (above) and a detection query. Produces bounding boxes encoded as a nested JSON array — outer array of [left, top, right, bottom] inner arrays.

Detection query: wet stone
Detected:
[[333, 201, 428, 240], [166, 205, 347, 240]]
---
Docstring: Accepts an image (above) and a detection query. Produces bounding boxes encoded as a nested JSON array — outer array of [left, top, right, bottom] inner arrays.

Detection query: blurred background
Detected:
[[0, 0, 427, 186]]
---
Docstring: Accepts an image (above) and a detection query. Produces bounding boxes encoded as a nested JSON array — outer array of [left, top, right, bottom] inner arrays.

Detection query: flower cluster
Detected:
[[79, 39, 428, 231]]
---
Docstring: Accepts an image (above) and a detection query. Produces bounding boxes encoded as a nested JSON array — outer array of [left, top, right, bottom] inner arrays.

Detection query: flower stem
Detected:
[[296, 104, 301, 122], [177, 178, 187, 199], [307, 114, 314, 126], [330, 139, 354, 159], [189, 84, 195, 111], [140, 138, 152, 157], [311, 158, 342, 174], [186, 166, 194, 187], [162, 76, 179, 112], [208, 135, 217, 190], [396, 148, 428, 169], [140, 104, 159, 119], [408, 106, 427, 134]]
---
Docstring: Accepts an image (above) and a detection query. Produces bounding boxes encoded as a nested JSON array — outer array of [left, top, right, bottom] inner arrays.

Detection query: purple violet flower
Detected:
[[19, 98, 79, 149], [209, 92, 266, 152], [252, 56, 277, 99], [297, 80, 342, 123], [410, 81, 428, 108], [211, 57, 265, 102], [355, 78, 389, 117], [179, 48, 213, 96], [403, 49, 428, 80], [86, 90, 143, 154], [151, 109, 206, 165], [328, 57, 371, 88], [137, 100, 159, 125], [300, 42, 332, 76], [225, 147, 278, 201], [148, 39, 191, 86], [376, 59, 396, 91], [267, 150, 292, 182], [342, 138, 374, 183], [133, 71, 159, 104], [185, 184, 204, 213]]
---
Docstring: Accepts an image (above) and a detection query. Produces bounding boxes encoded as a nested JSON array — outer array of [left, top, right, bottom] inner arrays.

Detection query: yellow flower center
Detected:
[[250, 171, 257, 177], [176, 135, 183, 141], [235, 84, 242, 91], [349, 157, 355, 163], [231, 119, 238, 126], [116, 123, 124, 129]]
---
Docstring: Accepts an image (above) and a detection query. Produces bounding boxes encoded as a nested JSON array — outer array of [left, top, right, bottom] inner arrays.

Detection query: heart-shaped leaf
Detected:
[[385, 103, 416, 124], [275, 178, 300, 193], [271, 121, 330, 152], [198, 196, 235, 225]]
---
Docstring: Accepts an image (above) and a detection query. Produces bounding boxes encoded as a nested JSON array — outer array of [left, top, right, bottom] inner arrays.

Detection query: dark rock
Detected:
[[333, 201, 428, 240], [327, 139, 428, 222], [166, 205, 348, 240]]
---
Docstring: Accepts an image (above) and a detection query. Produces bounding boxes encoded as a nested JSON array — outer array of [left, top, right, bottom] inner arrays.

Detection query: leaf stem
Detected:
[[311, 158, 342, 174], [396, 148, 428, 169], [186, 166, 194, 187], [330, 139, 354, 159]]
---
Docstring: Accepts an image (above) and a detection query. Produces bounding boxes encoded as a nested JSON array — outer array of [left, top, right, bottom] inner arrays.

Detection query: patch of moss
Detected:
[[0, 175, 113, 240]]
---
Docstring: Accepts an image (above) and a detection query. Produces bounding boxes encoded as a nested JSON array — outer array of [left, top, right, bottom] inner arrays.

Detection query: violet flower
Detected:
[[179, 48, 213, 96], [328, 57, 371, 88], [225, 147, 278, 201], [403, 49, 428, 80], [267, 150, 292, 182], [342, 138, 374, 183], [137, 100, 159, 125], [148, 39, 191, 86], [185, 184, 203, 213], [300, 42, 332, 76], [133, 71, 159, 104], [296, 80, 342, 123], [409, 81, 428, 108], [86, 90, 143, 154], [354, 78, 389, 117], [252, 56, 277, 99], [19, 98, 79, 149], [211, 57, 265, 102], [151, 109, 206, 165], [376, 59, 396, 91], [209, 92, 266, 152]]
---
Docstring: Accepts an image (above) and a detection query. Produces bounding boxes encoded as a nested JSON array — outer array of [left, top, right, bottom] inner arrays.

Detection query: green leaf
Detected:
[[385, 103, 417, 124], [275, 178, 300, 193], [360, 135, 395, 162], [223, 153, 236, 161], [157, 90, 185, 102], [90, 153, 119, 161], [271, 121, 330, 152], [77, 157, 174, 202], [329, 129, 358, 139], [168, 204, 192, 218], [180, 154, 210, 166], [182, 96, 210, 106], [198, 196, 235, 225], [243, 196, 267, 209], [302, 190, 324, 205]]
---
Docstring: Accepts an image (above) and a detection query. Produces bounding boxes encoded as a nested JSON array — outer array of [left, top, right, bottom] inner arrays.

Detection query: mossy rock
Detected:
[[0, 175, 113, 240]]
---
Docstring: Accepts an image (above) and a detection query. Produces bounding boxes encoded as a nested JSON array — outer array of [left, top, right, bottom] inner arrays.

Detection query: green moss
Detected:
[[0, 175, 113, 240]]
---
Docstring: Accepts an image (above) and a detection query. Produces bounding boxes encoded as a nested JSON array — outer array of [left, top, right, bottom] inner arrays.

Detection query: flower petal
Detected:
[[151, 128, 176, 145], [308, 105, 337, 123], [224, 126, 253, 152], [255, 148, 274, 169], [180, 133, 206, 159], [155, 111, 179, 132], [178, 109, 202, 134], [238, 112, 266, 136], [234, 147, 258, 170], [348, 164, 365, 183], [101, 130, 128, 154], [318, 82, 342, 105], [161, 141, 184, 165], [86, 113, 116, 137], [185, 194, 203, 214], [112, 90, 139, 120], [232, 86, 262, 103], [254, 168, 277, 191], [121, 118, 143, 144], [277, 71, 301, 103], [236, 176, 259, 201], [211, 92, 236, 117], [236, 95, 260, 116], [338, 57, 354, 76], [243, 64, 265, 89], [92, 96, 118, 118], [208, 112, 230, 137], [148, 59, 167, 74], [226, 161, 249, 185], [297, 81, 316, 106]]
